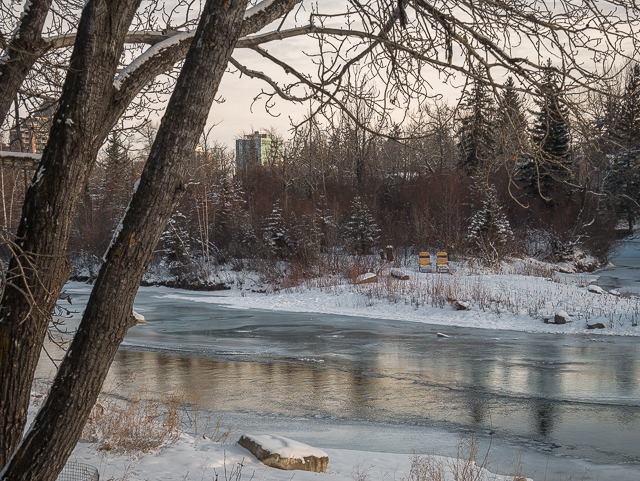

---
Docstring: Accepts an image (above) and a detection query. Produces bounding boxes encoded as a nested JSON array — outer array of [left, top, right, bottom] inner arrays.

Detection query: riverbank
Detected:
[[58, 430, 527, 481], [44, 244, 640, 480], [146, 258, 640, 337]]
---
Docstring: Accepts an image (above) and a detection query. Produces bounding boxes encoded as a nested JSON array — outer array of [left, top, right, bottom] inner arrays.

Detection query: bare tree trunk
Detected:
[[0, 0, 247, 479], [0, 0, 53, 125], [0, 0, 299, 468], [0, 0, 141, 467]]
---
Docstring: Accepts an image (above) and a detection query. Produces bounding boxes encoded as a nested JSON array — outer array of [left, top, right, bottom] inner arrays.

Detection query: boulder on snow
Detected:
[[553, 311, 572, 324], [390, 269, 409, 280], [132, 310, 146, 324], [453, 300, 470, 311], [238, 434, 329, 473], [355, 273, 377, 284], [587, 322, 606, 329], [587, 285, 604, 295]]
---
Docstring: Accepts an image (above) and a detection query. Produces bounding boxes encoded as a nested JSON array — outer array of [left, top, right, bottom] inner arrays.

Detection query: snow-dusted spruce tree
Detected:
[[263, 201, 290, 257], [604, 63, 640, 231], [102, 133, 134, 233], [496, 77, 528, 167], [344, 196, 380, 254], [212, 176, 247, 254], [519, 63, 572, 203], [457, 65, 496, 176], [291, 213, 322, 261], [468, 186, 513, 265], [160, 211, 194, 280]]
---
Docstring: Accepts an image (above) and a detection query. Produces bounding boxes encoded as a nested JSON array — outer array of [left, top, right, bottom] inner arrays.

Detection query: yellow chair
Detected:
[[436, 252, 449, 273], [418, 252, 432, 272]]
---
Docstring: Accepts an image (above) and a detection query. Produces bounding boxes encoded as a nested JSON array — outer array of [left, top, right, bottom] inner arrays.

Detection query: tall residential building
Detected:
[[236, 131, 283, 168], [10, 107, 54, 154]]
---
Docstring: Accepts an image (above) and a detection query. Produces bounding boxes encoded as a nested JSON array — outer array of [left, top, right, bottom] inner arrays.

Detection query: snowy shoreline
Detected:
[[153, 266, 640, 337], [50, 251, 640, 481]]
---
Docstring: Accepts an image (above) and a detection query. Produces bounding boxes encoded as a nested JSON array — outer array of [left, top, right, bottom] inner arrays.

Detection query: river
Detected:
[[36, 245, 640, 481]]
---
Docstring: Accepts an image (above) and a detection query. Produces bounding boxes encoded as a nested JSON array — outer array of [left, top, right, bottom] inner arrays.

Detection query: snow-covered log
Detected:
[[0, 151, 41, 169], [355, 272, 378, 284], [238, 434, 329, 472], [390, 269, 409, 280]]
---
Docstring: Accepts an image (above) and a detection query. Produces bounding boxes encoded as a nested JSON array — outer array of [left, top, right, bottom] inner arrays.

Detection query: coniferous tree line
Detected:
[[4, 63, 640, 283]]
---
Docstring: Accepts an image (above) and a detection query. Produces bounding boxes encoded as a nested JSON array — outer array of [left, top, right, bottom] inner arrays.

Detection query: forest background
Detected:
[[5, 62, 640, 287]]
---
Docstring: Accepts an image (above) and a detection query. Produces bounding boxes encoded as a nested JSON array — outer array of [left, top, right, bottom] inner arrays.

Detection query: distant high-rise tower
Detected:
[[10, 107, 54, 154], [235, 131, 283, 168]]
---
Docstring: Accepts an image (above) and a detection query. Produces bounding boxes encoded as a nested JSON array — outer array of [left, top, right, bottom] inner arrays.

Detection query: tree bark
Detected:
[[0, 0, 53, 125], [0, 0, 300, 468], [0, 0, 247, 479], [0, 0, 141, 468]]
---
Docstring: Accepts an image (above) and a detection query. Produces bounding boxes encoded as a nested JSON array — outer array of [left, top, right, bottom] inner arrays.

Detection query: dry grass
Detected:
[[404, 434, 527, 481], [81, 388, 183, 454], [79, 382, 232, 455], [183, 388, 232, 443]]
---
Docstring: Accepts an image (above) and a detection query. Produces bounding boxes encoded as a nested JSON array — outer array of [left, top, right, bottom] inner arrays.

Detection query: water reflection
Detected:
[[42, 283, 640, 467]]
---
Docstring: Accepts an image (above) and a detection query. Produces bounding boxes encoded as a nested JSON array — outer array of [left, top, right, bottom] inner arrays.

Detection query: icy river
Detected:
[[38, 243, 640, 481]]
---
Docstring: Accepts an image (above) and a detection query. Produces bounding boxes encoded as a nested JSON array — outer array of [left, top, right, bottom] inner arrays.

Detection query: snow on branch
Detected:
[[244, 0, 277, 19], [0, 151, 41, 169], [113, 30, 195, 91]]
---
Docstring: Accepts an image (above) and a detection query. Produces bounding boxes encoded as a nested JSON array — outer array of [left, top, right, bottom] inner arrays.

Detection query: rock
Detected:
[[553, 311, 571, 324], [587, 285, 604, 295], [609, 289, 621, 297], [390, 269, 409, 280], [587, 322, 606, 329], [238, 434, 329, 473], [132, 310, 146, 324], [453, 300, 470, 311], [355, 273, 377, 284]]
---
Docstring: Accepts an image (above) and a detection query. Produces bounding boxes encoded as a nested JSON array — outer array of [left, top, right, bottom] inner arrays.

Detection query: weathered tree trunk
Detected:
[[0, 0, 53, 125], [0, 0, 247, 479], [0, 0, 299, 469], [0, 0, 141, 467]]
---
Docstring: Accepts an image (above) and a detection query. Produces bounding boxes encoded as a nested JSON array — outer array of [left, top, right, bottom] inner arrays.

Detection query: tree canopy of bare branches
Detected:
[[1, 1, 639, 480]]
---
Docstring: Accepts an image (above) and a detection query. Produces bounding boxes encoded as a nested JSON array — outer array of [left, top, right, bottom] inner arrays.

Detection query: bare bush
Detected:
[[405, 433, 524, 481], [81, 390, 182, 455]]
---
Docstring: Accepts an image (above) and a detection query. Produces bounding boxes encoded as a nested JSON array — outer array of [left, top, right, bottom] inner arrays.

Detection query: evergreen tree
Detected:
[[160, 211, 194, 279], [519, 63, 572, 201], [212, 176, 246, 248], [496, 77, 528, 164], [263, 201, 290, 257], [468, 186, 512, 265], [101, 133, 134, 243], [344, 196, 380, 254], [604, 63, 640, 230], [457, 66, 496, 176]]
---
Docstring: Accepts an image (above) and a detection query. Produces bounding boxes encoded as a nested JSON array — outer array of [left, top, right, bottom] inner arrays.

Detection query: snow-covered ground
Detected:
[[162, 259, 640, 337], [47, 243, 640, 480], [63, 432, 523, 481]]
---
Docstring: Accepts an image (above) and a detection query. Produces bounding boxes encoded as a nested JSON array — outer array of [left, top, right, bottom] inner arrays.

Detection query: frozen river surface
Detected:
[[47, 275, 640, 481]]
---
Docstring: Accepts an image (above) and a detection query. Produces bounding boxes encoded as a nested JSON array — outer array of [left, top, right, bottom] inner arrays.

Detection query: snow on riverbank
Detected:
[[161, 264, 640, 336], [64, 432, 525, 481]]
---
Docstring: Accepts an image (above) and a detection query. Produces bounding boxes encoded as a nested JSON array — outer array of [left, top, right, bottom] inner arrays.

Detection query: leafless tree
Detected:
[[0, 0, 297, 473], [0, 0, 639, 479]]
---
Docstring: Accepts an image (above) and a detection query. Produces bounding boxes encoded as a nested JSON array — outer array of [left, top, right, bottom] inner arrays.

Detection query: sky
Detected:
[[188, 0, 637, 152], [5, 0, 634, 152]]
